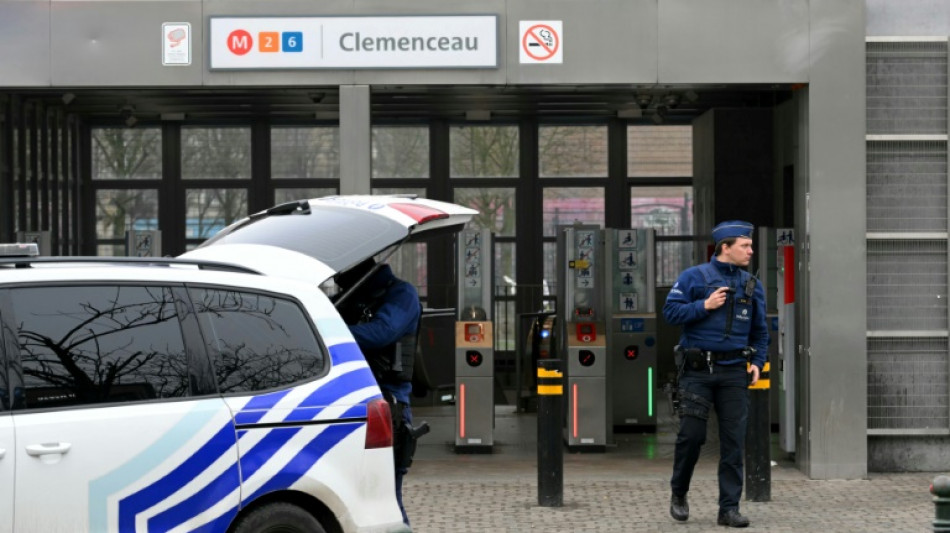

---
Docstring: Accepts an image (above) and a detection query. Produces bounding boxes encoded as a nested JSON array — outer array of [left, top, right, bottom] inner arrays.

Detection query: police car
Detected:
[[0, 195, 476, 533]]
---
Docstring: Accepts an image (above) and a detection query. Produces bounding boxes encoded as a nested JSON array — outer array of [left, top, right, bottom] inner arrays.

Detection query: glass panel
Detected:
[[539, 125, 608, 177], [372, 126, 429, 178], [91, 128, 162, 180], [186, 189, 248, 239], [493, 300, 516, 352], [631, 186, 693, 235], [95, 189, 158, 242], [628, 125, 692, 178], [450, 125, 519, 178], [542, 187, 605, 237], [182, 127, 251, 180], [271, 127, 340, 179], [274, 188, 337, 204], [97, 244, 126, 257], [543, 242, 557, 307], [384, 243, 427, 299], [453, 187, 516, 237], [495, 241, 516, 294], [191, 287, 326, 394], [14, 285, 189, 408], [656, 241, 697, 287], [372, 187, 427, 197]]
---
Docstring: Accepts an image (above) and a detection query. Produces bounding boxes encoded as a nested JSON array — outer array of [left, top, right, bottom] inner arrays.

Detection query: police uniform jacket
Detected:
[[347, 265, 422, 395], [663, 257, 769, 369]]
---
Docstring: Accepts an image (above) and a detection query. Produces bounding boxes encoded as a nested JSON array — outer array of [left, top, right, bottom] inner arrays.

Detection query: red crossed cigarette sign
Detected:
[[521, 23, 560, 61]]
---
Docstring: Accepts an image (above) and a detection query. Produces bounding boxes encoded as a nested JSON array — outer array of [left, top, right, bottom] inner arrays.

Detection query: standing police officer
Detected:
[[335, 257, 422, 527], [664, 221, 769, 528]]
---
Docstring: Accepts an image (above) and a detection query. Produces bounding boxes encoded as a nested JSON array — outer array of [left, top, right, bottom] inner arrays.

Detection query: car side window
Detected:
[[189, 287, 326, 394], [10, 285, 191, 409]]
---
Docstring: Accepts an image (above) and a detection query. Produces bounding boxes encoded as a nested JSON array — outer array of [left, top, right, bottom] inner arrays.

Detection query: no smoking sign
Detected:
[[519, 21, 562, 64]]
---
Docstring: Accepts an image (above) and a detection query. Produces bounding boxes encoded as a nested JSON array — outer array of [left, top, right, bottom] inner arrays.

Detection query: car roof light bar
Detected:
[[0, 243, 39, 257]]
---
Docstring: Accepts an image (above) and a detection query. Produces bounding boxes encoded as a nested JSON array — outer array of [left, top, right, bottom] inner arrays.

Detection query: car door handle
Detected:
[[25, 442, 72, 457]]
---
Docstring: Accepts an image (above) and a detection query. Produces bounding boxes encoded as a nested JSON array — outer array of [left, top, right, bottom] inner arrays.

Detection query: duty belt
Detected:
[[703, 349, 746, 361]]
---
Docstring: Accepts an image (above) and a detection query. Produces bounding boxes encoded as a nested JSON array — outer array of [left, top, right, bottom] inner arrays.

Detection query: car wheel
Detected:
[[232, 502, 327, 533]]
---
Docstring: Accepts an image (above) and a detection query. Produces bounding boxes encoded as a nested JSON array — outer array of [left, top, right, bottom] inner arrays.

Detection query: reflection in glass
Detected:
[[14, 286, 188, 407], [494, 241, 515, 294], [96, 189, 158, 242], [453, 187, 515, 237], [657, 241, 697, 287], [191, 288, 325, 393], [271, 127, 340, 179], [186, 189, 248, 239], [628, 126, 693, 178], [373, 126, 429, 178], [91, 128, 162, 180], [372, 187, 427, 198], [275, 188, 337, 204], [450, 125, 518, 178], [539, 125, 608, 177], [630, 186, 693, 236], [543, 242, 557, 310], [182, 127, 251, 180], [542, 187, 605, 237]]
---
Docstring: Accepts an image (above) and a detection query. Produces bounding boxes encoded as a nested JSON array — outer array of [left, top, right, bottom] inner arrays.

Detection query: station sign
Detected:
[[209, 16, 498, 70]]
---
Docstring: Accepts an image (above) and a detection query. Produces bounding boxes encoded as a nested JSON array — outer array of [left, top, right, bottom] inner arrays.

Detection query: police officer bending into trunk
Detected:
[[335, 257, 424, 527], [664, 221, 769, 528]]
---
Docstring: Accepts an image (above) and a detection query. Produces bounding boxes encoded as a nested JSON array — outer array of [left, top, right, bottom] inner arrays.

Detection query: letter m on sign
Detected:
[[227, 30, 253, 56]]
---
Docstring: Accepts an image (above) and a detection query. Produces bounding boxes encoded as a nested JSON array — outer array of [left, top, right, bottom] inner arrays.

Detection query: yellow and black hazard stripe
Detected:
[[747, 361, 770, 390], [537, 366, 563, 396]]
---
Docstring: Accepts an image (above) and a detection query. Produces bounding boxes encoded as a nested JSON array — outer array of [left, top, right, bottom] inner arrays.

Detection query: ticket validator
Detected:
[[605, 228, 658, 432], [556, 224, 607, 452], [455, 228, 494, 452]]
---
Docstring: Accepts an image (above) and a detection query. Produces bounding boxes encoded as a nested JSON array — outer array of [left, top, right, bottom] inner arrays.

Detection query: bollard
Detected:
[[537, 359, 564, 507], [933, 475, 950, 533], [745, 362, 771, 502]]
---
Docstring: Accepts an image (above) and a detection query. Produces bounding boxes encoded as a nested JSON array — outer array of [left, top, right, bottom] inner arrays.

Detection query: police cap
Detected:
[[712, 220, 754, 244]]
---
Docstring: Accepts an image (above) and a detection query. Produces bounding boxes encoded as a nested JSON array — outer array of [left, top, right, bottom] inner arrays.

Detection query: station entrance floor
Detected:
[[404, 404, 935, 532]]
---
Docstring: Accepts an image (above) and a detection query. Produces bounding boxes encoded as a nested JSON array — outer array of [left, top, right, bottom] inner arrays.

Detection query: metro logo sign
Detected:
[[227, 30, 253, 55], [210, 15, 498, 70]]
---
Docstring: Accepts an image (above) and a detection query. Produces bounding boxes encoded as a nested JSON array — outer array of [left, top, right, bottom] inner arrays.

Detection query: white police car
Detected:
[[0, 195, 475, 533]]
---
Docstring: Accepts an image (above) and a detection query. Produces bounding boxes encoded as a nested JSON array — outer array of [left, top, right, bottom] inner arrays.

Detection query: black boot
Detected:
[[717, 509, 750, 528], [670, 494, 688, 522]]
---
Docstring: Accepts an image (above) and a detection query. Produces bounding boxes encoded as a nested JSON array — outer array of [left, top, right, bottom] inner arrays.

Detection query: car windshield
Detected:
[[198, 203, 408, 272]]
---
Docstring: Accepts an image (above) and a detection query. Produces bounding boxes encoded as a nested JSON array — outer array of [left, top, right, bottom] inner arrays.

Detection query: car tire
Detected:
[[232, 502, 327, 533]]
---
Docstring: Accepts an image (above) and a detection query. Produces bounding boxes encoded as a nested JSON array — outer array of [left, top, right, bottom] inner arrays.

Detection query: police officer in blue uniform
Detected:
[[664, 221, 769, 528], [335, 258, 422, 527]]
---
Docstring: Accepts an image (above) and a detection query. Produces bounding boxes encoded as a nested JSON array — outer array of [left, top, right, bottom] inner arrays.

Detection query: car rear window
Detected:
[[9, 285, 191, 409], [189, 287, 326, 394], [198, 204, 407, 272]]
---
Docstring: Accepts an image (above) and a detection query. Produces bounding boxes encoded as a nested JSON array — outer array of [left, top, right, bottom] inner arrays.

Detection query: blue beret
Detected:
[[712, 220, 754, 243]]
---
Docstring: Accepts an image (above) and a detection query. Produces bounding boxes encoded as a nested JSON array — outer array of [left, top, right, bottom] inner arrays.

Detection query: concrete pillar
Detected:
[[339, 85, 371, 194]]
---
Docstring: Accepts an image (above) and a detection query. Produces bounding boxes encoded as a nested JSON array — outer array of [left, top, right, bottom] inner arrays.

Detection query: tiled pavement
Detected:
[[402, 405, 939, 532]]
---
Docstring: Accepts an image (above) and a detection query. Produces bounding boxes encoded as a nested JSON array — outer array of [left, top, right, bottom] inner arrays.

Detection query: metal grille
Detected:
[[868, 337, 949, 430], [867, 240, 948, 330], [867, 141, 948, 232], [866, 41, 948, 134]]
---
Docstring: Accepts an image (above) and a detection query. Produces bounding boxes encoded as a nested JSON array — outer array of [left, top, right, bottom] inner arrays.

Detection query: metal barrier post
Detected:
[[933, 475, 950, 532], [745, 362, 771, 502], [537, 359, 563, 507]]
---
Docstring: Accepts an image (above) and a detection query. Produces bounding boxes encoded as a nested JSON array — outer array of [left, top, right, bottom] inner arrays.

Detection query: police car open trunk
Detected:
[[181, 195, 477, 285]]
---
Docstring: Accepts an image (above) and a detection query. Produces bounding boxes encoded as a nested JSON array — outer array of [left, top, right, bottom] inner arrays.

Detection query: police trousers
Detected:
[[670, 363, 749, 511]]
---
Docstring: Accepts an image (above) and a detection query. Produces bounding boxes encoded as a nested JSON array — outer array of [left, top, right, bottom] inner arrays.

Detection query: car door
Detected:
[[180, 194, 477, 283], [0, 413, 11, 533], [9, 284, 240, 532]]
